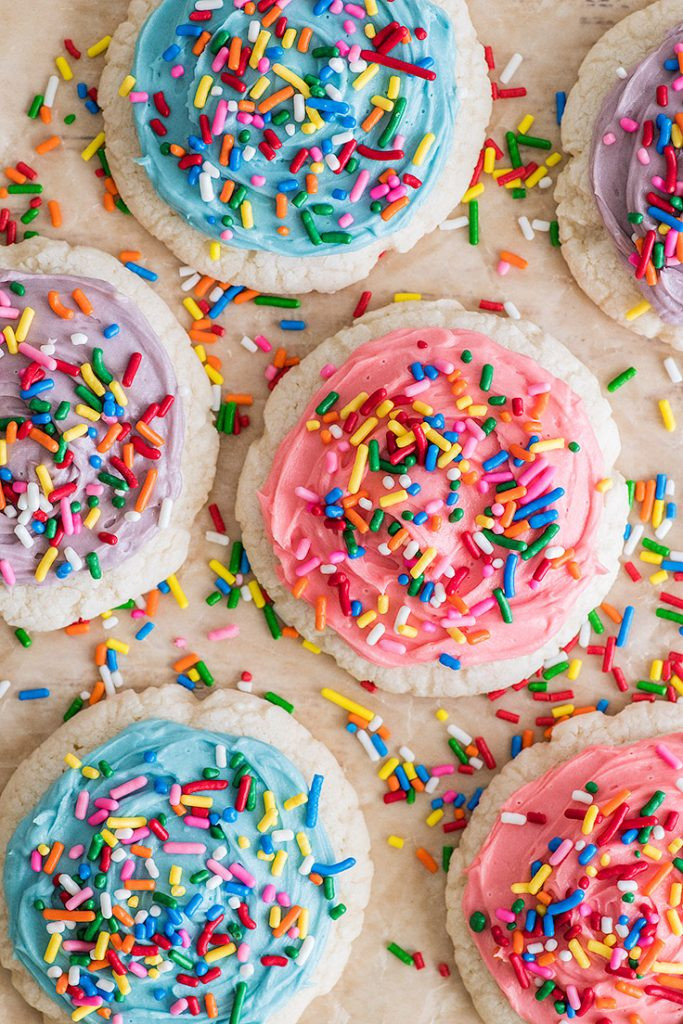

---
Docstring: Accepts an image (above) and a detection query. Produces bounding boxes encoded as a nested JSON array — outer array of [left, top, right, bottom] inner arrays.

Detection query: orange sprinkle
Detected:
[[642, 862, 673, 896], [496, 485, 527, 504], [5, 167, 26, 184], [65, 620, 90, 636], [192, 30, 212, 56], [381, 196, 410, 221], [500, 250, 528, 269], [29, 428, 59, 453], [169, 144, 186, 157], [345, 507, 369, 533], [315, 595, 327, 631], [173, 652, 200, 673], [219, 135, 234, 167], [258, 85, 293, 114], [35, 135, 62, 155], [362, 106, 384, 132], [71, 288, 93, 315], [48, 290, 74, 319], [615, 982, 643, 999], [600, 602, 622, 624], [136, 421, 165, 447], [272, 905, 303, 937], [122, 442, 134, 470], [119, 250, 142, 263], [237, 100, 256, 113], [194, 275, 216, 298], [103, 192, 116, 212], [112, 905, 135, 927], [281, 625, 299, 638], [47, 200, 62, 227], [224, 393, 253, 405], [522, 729, 534, 749], [640, 479, 656, 522], [206, 993, 218, 1020], [89, 681, 105, 706], [305, 173, 318, 195], [292, 577, 308, 599], [637, 938, 664, 974], [43, 842, 65, 874], [276, 192, 287, 219], [135, 468, 158, 513], [634, 480, 645, 502], [94, 642, 108, 667], [532, 391, 550, 418], [567, 560, 581, 580], [386, 774, 400, 792], [146, 589, 160, 618], [130, 844, 153, 858], [233, 288, 259, 304], [125, 879, 155, 891], [508, 443, 535, 462], [97, 423, 122, 453], [466, 629, 491, 645], [297, 26, 313, 51], [595, 997, 617, 1009], [56, 972, 69, 995], [43, 909, 95, 922], [40, 105, 52, 124], [262, 3, 283, 27], [228, 36, 242, 70], [104, 177, 119, 196], [416, 847, 438, 873]]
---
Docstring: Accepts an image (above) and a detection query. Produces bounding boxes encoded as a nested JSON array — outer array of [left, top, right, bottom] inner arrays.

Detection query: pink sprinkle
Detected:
[[349, 169, 369, 202], [343, 19, 356, 32], [163, 842, 207, 855], [128, 91, 149, 103], [68, 845, 85, 859], [129, 962, 148, 978], [110, 775, 147, 801], [170, 783, 182, 805], [211, 99, 228, 135], [18, 342, 57, 370], [637, 147, 650, 165], [211, 47, 229, 72], [495, 908, 516, 923], [220, 229, 234, 241], [526, 962, 553, 979], [262, 884, 276, 902], [602, 132, 616, 146], [320, 363, 337, 379], [63, 940, 95, 952], [66, 887, 93, 910], [0, 559, 16, 586], [94, 797, 118, 810], [30, 850, 42, 872], [655, 742, 683, 769], [254, 334, 272, 352], [170, 999, 188, 1016], [497, 259, 511, 276], [250, 174, 266, 187], [237, 942, 251, 962], [229, 863, 256, 887], [179, 928, 192, 948], [257, 57, 270, 73], [276, 891, 291, 907], [338, 213, 354, 228], [296, 556, 321, 576], [548, 838, 573, 865], [184, 815, 210, 829], [75, 791, 90, 820], [0, 307, 19, 319], [208, 624, 240, 641], [207, 858, 233, 880], [528, 382, 550, 395], [619, 117, 639, 132], [673, 75, 683, 92], [378, 637, 407, 654], [171, 66, 185, 78], [431, 765, 455, 777], [120, 859, 136, 881], [88, 809, 108, 827]]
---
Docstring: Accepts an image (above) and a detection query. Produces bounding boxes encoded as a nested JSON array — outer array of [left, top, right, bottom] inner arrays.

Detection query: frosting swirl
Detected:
[[463, 732, 683, 1024], [0, 270, 183, 587], [259, 326, 608, 672], [591, 23, 683, 323], [5, 719, 345, 1024], [130, 0, 457, 257]]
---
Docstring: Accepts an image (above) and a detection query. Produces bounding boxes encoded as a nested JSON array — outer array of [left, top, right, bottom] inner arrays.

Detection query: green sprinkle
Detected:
[[316, 391, 339, 415], [461, 349, 473, 363], [263, 603, 282, 639], [8, 183, 43, 194], [195, 660, 214, 687], [264, 691, 294, 714], [206, 591, 222, 606], [15, 627, 32, 648], [506, 131, 522, 168], [99, 759, 114, 778], [585, 781, 599, 794], [323, 875, 335, 900], [86, 552, 102, 580], [320, 231, 353, 245], [28, 94, 44, 118], [568, 440, 580, 453], [378, 96, 406, 149], [369, 508, 384, 532], [63, 697, 84, 721], [20, 207, 40, 225], [387, 942, 414, 965], [153, 891, 178, 909], [329, 903, 346, 920], [643, 537, 670, 556], [627, 211, 644, 224], [607, 367, 637, 393], [253, 295, 301, 308], [520, 524, 561, 561], [641, 790, 666, 816], [536, 980, 556, 1001], [167, 948, 193, 969], [482, 529, 527, 552], [190, 869, 211, 885], [468, 200, 479, 246], [637, 680, 667, 695], [516, 133, 552, 150], [448, 737, 469, 764], [54, 401, 71, 420], [443, 846, 454, 872], [92, 348, 113, 385], [493, 587, 512, 623], [469, 911, 487, 932], [230, 982, 248, 1024], [227, 588, 240, 609], [479, 363, 494, 392], [587, 609, 604, 634], [549, 220, 561, 247], [657, 608, 683, 626], [543, 661, 570, 680]]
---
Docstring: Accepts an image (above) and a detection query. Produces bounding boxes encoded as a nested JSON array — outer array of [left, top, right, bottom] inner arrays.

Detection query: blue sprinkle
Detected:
[[18, 688, 50, 700], [162, 44, 181, 61], [136, 621, 155, 641], [616, 605, 634, 647], [103, 323, 119, 339], [143, 750, 157, 763], [77, 82, 88, 98], [511, 735, 522, 758], [280, 320, 306, 330], [438, 653, 460, 670], [125, 261, 158, 282], [176, 674, 196, 691], [555, 91, 567, 124]]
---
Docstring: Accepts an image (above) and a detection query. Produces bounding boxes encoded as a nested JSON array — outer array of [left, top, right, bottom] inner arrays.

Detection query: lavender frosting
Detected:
[[0, 271, 184, 586], [590, 23, 683, 323]]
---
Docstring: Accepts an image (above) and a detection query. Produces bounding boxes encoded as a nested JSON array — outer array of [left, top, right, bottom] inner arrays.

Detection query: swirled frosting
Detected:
[[591, 23, 683, 322], [5, 718, 348, 1024], [463, 732, 683, 1024], [258, 326, 609, 673], [0, 270, 183, 588], [129, 0, 457, 257]]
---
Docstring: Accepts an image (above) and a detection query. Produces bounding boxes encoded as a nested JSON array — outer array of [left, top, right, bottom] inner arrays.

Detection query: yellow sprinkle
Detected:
[[321, 687, 374, 720], [183, 296, 204, 321], [72, 1008, 97, 1022], [650, 659, 664, 681], [625, 300, 652, 321], [44, 932, 62, 964], [106, 638, 129, 654], [568, 938, 591, 969], [269, 906, 281, 929], [94, 931, 110, 960], [283, 793, 307, 811], [298, 906, 309, 940], [413, 132, 435, 167], [528, 864, 552, 895], [281, 28, 296, 48], [109, 381, 127, 408], [353, 63, 379, 90], [437, 444, 462, 469], [182, 795, 213, 809], [205, 363, 223, 386], [524, 165, 548, 189], [87, 36, 111, 58], [653, 497, 665, 529], [271, 850, 288, 876], [378, 757, 399, 780], [64, 753, 82, 770], [356, 610, 377, 629], [596, 478, 613, 493], [166, 574, 189, 609], [586, 939, 612, 958], [250, 30, 271, 68], [75, 403, 100, 422], [387, 75, 400, 100], [403, 762, 416, 781], [410, 546, 438, 579], [387, 835, 404, 849], [394, 292, 422, 302], [0, 440, 6, 467], [650, 570, 669, 586], [15, 306, 35, 343], [106, 817, 146, 829], [426, 809, 443, 827], [671, 838, 683, 855], [371, 94, 394, 111], [582, 804, 599, 835], [238, 836, 250, 849], [546, 152, 562, 167], [250, 75, 271, 99], [83, 507, 100, 530], [379, 489, 409, 508], [240, 200, 254, 230], [462, 183, 485, 203], [376, 399, 394, 417], [483, 146, 497, 174], [671, 882, 683, 908], [667, 909, 683, 936], [340, 392, 368, 418], [296, 831, 311, 856], [209, 559, 236, 585], [248, 579, 265, 607], [81, 132, 106, 162], [3, 325, 17, 353], [62, 424, 89, 443], [377, 593, 389, 614], [435, 708, 449, 722], [35, 546, 58, 583], [517, 114, 534, 133], [209, 241, 221, 261], [552, 703, 574, 719], [640, 550, 663, 565], [100, 829, 118, 848], [348, 442, 369, 494], [659, 399, 676, 431], [81, 765, 99, 780], [35, 463, 53, 496], [653, 961, 683, 974], [568, 658, 582, 680], [529, 438, 565, 453], [349, 416, 378, 446], [272, 63, 310, 97], [119, 74, 136, 97], [55, 55, 73, 80], [204, 943, 236, 964], [365, 0, 378, 14], [301, 639, 321, 654]]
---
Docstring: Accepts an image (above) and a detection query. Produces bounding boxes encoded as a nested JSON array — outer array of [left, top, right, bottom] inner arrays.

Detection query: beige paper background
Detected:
[[0, 0, 681, 1021]]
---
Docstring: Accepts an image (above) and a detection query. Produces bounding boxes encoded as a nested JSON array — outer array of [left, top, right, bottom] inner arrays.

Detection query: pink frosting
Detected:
[[258, 326, 608, 670], [462, 732, 683, 1023]]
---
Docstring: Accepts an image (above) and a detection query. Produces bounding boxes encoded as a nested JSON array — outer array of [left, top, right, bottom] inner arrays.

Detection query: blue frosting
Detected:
[[5, 720, 342, 1024], [130, 0, 458, 256]]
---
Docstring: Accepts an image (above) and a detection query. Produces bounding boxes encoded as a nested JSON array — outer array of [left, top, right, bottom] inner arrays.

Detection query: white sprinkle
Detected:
[[399, 745, 415, 762], [100, 893, 113, 918], [0, 680, 10, 701], [531, 219, 551, 231], [424, 777, 440, 794], [240, 963, 255, 979], [447, 723, 473, 745], [206, 530, 229, 546], [102, 616, 118, 631], [504, 300, 521, 320], [664, 356, 682, 384], [538, 176, 553, 189], [472, 530, 494, 554], [368, 715, 383, 733], [655, 519, 673, 540], [145, 858, 160, 879], [159, 497, 173, 529], [578, 618, 592, 648], [518, 215, 534, 241], [297, 935, 316, 966], [215, 744, 227, 769], [70, 332, 88, 346], [501, 811, 527, 825], [299, 854, 314, 875], [616, 66, 628, 79], [240, 334, 258, 353], [499, 52, 523, 85], [439, 216, 469, 231], [199, 171, 215, 202], [623, 522, 644, 556], [572, 789, 593, 805], [180, 272, 201, 292], [366, 623, 385, 647], [44, 74, 59, 107], [124, 510, 141, 523], [247, 19, 260, 42], [617, 880, 638, 892]]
